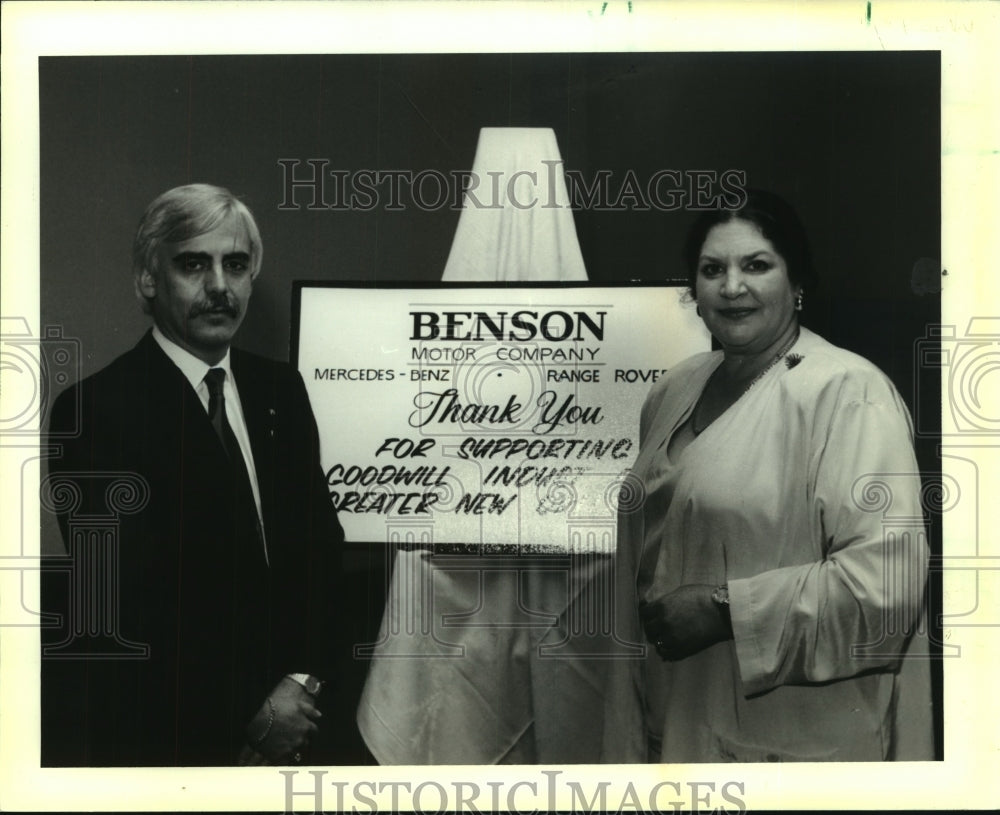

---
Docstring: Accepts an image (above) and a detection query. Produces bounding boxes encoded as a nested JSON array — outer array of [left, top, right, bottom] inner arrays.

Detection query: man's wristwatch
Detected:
[[287, 673, 323, 697]]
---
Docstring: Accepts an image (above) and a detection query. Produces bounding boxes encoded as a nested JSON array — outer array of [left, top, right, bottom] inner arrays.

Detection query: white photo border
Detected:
[[2, 0, 997, 811]]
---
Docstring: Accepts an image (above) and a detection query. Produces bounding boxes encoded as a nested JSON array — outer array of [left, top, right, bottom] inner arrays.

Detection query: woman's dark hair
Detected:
[[682, 189, 818, 298]]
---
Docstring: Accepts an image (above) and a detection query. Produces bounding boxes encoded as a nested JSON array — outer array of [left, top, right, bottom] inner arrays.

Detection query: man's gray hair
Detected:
[[132, 183, 263, 313]]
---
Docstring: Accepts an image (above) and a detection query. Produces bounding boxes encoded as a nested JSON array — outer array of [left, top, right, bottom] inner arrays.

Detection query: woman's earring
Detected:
[[795, 291, 804, 311]]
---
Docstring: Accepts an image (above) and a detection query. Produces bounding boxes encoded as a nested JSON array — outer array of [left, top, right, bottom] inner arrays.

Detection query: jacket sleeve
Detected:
[[728, 371, 929, 697], [280, 369, 345, 683], [41, 379, 125, 765], [45, 381, 103, 542]]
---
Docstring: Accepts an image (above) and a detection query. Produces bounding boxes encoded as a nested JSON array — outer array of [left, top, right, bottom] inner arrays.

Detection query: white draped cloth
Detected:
[[357, 128, 598, 764], [442, 127, 588, 282]]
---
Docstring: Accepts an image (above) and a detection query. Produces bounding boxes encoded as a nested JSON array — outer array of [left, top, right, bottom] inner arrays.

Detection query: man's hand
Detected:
[[239, 676, 321, 765], [639, 584, 732, 661]]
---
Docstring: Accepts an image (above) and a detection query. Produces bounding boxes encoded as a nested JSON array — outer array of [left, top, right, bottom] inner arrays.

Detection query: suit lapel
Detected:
[[138, 337, 280, 541], [134, 332, 235, 472], [135, 331, 214, 436]]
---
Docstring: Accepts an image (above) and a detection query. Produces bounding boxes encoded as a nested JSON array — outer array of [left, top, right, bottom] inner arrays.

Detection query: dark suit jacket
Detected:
[[41, 332, 344, 766]]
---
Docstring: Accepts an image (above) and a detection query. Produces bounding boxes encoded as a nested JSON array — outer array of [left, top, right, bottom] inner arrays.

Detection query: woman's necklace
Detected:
[[692, 328, 800, 435]]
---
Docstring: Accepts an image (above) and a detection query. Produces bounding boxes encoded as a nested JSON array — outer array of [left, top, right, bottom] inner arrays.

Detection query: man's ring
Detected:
[[293, 752, 302, 763]]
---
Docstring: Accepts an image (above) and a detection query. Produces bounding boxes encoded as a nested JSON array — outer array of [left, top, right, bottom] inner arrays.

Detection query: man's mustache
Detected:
[[191, 296, 239, 318]]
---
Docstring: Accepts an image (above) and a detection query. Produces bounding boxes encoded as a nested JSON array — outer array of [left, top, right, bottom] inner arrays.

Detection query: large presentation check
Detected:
[[295, 284, 709, 550]]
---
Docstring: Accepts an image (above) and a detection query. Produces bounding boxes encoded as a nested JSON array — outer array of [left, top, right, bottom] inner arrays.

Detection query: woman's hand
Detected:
[[640, 584, 733, 661]]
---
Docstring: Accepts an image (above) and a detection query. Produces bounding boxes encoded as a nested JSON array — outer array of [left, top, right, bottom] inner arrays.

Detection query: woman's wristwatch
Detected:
[[710, 584, 732, 634]]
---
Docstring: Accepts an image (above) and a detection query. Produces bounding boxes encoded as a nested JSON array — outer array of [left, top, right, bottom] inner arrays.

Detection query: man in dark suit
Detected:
[[41, 183, 344, 766]]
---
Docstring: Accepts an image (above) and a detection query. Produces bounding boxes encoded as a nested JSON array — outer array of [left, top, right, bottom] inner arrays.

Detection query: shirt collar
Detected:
[[151, 325, 233, 391]]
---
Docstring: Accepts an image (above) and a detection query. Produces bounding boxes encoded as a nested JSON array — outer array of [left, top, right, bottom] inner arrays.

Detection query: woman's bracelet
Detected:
[[252, 697, 276, 747]]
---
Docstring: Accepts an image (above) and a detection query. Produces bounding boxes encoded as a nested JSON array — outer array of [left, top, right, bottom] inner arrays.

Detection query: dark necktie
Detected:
[[204, 368, 265, 554]]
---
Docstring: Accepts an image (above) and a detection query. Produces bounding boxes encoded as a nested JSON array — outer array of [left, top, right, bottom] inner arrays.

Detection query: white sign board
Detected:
[[296, 285, 710, 550]]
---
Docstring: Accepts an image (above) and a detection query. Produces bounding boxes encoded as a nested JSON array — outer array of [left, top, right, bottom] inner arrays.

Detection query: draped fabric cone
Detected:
[[357, 128, 604, 764], [442, 128, 588, 282]]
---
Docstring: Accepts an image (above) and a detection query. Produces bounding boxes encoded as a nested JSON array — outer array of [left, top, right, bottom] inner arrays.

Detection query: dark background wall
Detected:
[[40, 52, 939, 377], [39, 51, 942, 759], [39, 49, 943, 514]]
